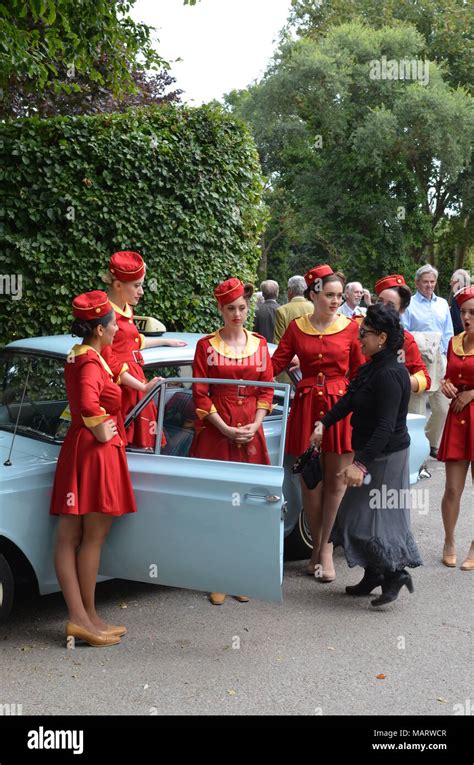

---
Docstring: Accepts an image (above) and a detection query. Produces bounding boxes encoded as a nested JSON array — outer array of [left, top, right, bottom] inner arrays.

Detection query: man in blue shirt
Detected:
[[339, 281, 372, 317], [402, 264, 454, 457]]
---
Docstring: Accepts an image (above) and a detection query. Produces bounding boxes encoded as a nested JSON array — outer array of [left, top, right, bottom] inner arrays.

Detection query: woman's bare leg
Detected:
[[76, 513, 114, 631], [461, 463, 474, 565], [54, 516, 97, 632], [318, 451, 354, 580], [300, 477, 323, 570], [441, 460, 469, 558]]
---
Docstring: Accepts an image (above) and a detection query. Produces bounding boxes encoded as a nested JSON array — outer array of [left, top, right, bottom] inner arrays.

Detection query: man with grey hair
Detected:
[[273, 275, 313, 344], [402, 264, 454, 457], [450, 268, 471, 334], [339, 281, 372, 317], [253, 279, 280, 342]]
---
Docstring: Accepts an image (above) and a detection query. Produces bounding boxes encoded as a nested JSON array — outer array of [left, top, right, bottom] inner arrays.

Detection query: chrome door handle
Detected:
[[244, 494, 281, 502]]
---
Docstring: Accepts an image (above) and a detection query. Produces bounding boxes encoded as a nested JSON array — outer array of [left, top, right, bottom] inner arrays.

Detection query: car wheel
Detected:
[[284, 508, 313, 560], [0, 554, 14, 624]]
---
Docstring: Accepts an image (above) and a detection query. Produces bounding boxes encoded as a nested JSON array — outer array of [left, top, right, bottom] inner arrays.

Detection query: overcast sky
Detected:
[[130, 0, 293, 104]]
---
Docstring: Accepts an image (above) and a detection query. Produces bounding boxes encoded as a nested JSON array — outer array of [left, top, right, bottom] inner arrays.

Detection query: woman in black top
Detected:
[[311, 304, 422, 606]]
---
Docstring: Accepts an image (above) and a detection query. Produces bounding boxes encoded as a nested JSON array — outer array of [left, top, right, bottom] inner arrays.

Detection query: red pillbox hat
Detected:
[[214, 277, 245, 306], [374, 274, 407, 295], [72, 290, 113, 320], [304, 264, 334, 287], [455, 285, 474, 307], [109, 251, 145, 282]]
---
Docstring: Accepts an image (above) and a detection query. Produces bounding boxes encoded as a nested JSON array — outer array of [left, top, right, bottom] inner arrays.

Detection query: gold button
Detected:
[[458, 374, 462, 378], [129, 319, 133, 324], [461, 420, 465, 424], [318, 353, 323, 358], [318, 391, 323, 396], [339, 390, 343, 394], [237, 422, 242, 427], [319, 411, 324, 416], [318, 335, 323, 339], [299, 393, 303, 397], [119, 439, 123, 446], [237, 444, 242, 449], [135, 337, 139, 342], [238, 400, 243, 405]]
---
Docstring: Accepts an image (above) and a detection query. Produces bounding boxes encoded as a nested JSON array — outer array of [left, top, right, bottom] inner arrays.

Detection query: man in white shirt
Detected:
[[339, 282, 371, 317], [402, 264, 454, 457]]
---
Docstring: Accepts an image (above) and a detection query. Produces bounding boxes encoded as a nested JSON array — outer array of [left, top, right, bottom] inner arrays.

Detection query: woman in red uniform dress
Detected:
[[190, 278, 274, 605], [50, 291, 137, 647], [272, 265, 365, 582], [438, 286, 474, 571], [373, 274, 431, 393], [101, 251, 186, 448]]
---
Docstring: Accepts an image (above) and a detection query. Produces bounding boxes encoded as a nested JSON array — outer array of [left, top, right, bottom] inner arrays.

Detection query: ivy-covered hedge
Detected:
[[0, 105, 266, 345]]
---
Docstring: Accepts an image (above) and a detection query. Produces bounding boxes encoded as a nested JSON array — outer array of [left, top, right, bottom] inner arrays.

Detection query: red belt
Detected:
[[210, 384, 260, 399], [122, 350, 144, 366], [297, 374, 347, 388]]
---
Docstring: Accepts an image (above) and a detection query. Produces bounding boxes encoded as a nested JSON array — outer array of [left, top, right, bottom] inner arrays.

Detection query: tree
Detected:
[[288, 0, 473, 92], [225, 23, 473, 285], [0, 1, 183, 118]]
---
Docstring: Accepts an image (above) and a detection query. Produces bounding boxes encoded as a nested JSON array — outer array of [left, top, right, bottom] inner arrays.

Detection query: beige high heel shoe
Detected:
[[66, 622, 121, 647], [317, 544, 336, 583], [442, 544, 457, 567], [101, 624, 127, 637], [209, 593, 226, 605]]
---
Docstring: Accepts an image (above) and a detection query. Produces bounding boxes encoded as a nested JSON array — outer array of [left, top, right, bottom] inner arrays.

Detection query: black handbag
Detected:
[[292, 446, 323, 490]]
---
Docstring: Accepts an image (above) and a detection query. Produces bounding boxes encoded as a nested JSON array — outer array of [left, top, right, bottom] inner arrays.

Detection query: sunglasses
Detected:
[[358, 327, 380, 339]]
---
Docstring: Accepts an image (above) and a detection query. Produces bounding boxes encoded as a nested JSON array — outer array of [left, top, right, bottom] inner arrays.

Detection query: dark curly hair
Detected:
[[71, 309, 115, 339], [377, 284, 412, 312], [363, 303, 405, 352]]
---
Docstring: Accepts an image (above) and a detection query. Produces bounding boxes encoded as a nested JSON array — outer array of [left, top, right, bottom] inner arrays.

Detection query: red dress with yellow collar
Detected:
[[101, 301, 158, 448], [438, 332, 474, 461], [50, 345, 137, 516], [190, 329, 273, 464], [272, 314, 365, 455]]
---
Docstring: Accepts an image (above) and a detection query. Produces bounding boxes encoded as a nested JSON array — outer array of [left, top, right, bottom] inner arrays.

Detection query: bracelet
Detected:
[[353, 460, 368, 476]]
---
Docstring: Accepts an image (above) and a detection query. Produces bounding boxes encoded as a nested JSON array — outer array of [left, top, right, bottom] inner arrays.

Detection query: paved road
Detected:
[[0, 457, 471, 716]]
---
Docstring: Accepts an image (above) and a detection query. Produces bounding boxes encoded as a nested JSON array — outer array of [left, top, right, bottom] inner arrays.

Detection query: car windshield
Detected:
[[0, 351, 69, 441]]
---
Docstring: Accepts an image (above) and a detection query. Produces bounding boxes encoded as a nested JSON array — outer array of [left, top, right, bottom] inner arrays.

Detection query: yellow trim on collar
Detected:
[[68, 344, 114, 378], [452, 332, 474, 357], [209, 328, 261, 359], [295, 314, 351, 336], [110, 301, 133, 319]]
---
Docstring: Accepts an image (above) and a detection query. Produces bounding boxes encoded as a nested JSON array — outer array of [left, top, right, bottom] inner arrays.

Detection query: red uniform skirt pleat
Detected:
[[120, 366, 162, 448], [50, 427, 137, 516], [438, 402, 474, 461], [285, 389, 353, 456], [190, 396, 270, 464]]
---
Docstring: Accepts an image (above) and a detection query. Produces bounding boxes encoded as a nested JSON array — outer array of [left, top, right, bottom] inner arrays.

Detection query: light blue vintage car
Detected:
[[0, 333, 429, 622]]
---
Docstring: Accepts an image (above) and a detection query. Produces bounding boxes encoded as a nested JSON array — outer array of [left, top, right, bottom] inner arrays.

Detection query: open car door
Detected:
[[99, 378, 290, 603]]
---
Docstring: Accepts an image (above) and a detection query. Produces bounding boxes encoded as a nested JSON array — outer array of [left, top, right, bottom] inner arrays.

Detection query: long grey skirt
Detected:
[[330, 448, 423, 572]]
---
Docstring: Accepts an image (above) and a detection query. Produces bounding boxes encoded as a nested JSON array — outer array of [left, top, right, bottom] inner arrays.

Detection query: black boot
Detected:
[[371, 569, 414, 607], [345, 568, 384, 596]]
